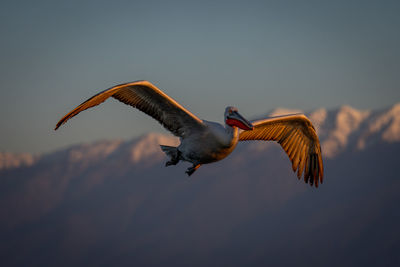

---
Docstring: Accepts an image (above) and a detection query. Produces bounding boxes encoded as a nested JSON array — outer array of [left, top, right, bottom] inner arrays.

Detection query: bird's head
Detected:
[[224, 106, 254, 130]]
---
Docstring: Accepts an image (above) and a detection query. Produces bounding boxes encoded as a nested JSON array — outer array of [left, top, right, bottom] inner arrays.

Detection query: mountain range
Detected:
[[1, 104, 399, 267]]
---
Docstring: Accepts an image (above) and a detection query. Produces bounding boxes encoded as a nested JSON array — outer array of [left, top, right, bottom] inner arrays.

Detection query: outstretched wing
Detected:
[[55, 80, 205, 138], [239, 114, 323, 187]]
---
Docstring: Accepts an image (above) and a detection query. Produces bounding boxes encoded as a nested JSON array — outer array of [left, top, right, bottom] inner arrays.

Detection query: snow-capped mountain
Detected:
[[0, 152, 38, 170], [260, 103, 400, 157], [0, 104, 399, 267], [2, 103, 399, 171]]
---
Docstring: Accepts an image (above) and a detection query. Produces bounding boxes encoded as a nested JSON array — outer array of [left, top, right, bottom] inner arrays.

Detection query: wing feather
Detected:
[[287, 131, 298, 153], [55, 80, 204, 138], [291, 137, 302, 172], [239, 114, 323, 187], [290, 130, 302, 157]]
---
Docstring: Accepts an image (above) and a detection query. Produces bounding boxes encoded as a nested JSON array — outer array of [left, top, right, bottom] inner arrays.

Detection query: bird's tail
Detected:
[[160, 145, 180, 166]]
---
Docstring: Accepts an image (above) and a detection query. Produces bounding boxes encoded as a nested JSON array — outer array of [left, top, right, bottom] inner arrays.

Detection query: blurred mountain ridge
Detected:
[[1, 103, 399, 267], [1, 103, 399, 171]]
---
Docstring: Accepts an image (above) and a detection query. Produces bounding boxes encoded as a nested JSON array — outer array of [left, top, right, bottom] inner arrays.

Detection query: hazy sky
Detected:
[[1, 0, 399, 154]]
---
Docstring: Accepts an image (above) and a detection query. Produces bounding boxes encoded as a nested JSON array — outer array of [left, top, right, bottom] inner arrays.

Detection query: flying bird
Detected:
[[55, 80, 323, 187]]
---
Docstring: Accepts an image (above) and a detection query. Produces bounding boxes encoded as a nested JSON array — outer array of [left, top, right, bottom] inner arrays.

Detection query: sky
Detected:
[[1, 0, 399, 154]]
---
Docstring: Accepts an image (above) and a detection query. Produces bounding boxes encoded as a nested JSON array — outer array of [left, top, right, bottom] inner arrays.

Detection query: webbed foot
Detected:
[[185, 164, 201, 176], [165, 159, 179, 167]]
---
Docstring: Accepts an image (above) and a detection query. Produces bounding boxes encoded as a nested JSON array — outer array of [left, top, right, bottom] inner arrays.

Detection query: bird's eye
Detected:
[[229, 110, 233, 114]]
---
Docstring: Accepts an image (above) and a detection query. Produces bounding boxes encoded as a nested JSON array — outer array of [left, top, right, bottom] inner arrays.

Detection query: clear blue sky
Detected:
[[1, 0, 399, 154]]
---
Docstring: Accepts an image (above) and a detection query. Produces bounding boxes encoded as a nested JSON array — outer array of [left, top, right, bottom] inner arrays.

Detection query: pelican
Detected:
[[55, 80, 323, 187]]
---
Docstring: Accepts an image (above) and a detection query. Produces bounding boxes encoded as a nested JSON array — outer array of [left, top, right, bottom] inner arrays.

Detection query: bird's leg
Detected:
[[185, 164, 201, 176]]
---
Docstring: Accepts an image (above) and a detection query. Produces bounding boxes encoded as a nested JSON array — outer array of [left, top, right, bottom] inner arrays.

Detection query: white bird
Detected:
[[55, 80, 323, 187]]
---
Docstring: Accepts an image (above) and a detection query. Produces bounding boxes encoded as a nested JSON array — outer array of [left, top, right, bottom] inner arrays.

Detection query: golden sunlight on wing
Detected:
[[239, 114, 323, 187], [55, 80, 204, 137]]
